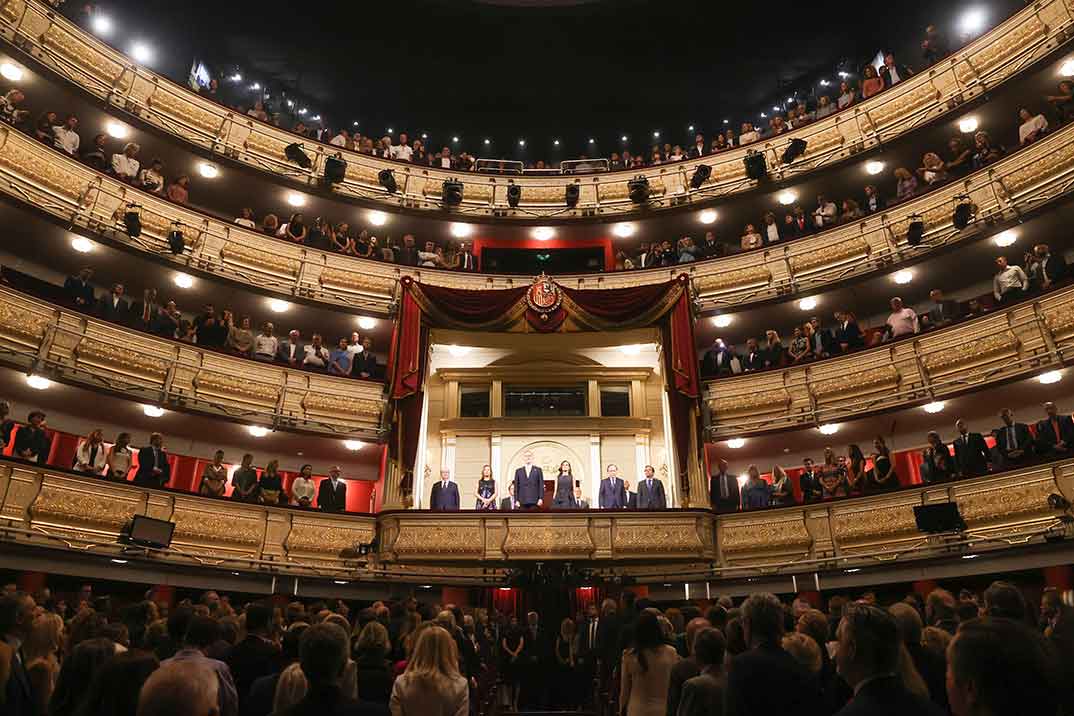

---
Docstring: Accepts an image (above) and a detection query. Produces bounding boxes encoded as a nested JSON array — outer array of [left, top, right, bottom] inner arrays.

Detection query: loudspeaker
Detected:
[[378, 168, 397, 194], [442, 180, 464, 206], [507, 183, 521, 208], [125, 514, 176, 549], [913, 503, 966, 534], [285, 142, 312, 169], [324, 155, 347, 184], [906, 218, 925, 246], [628, 176, 650, 204], [952, 201, 974, 230], [123, 205, 141, 238], [167, 225, 184, 255], [565, 183, 579, 208], [690, 164, 712, 189], [744, 151, 767, 181], [782, 138, 808, 164]]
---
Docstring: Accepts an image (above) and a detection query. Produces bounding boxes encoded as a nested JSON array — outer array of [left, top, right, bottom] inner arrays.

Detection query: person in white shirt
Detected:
[[291, 463, 316, 507], [434, 147, 453, 168], [111, 142, 141, 183], [813, 195, 838, 228], [762, 212, 782, 244], [993, 256, 1029, 303], [234, 207, 256, 229], [74, 428, 107, 474], [303, 333, 330, 371], [738, 122, 760, 145], [345, 331, 364, 359], [391, 132, 413, 161], [1017, 107, 1049, 145], [329, 129, 349, 148], [52, 114, 80, 156], [105, 431, 133, 480], [138, 158, 165, 194], [417, 241, 440, 268], [885, 297, 920, 339], [253, 322, 279, 362]]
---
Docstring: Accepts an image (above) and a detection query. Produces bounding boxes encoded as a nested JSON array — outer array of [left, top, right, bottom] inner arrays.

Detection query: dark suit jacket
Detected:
[[225, 635, 280, 703], [926, 300, 961, 326], [636, 478, 667, 509], [13, 425, 50, 463], [598, 477, 627, 509], [96, 293, 130, 323], [430, 481, 460, 510], [678, 671, 725, 716], [799, 470, 822, 502], [834, 674, 944, 716], [243, 672, 280, 716], [499, 495, 517, 510], [277, 685, 388, 716], [667, 657, 702, 716], [953, 431, 991, 476], [726, 645, 823, 716], [710, 471, 740, 512], [513, 465, 544, 506], [626, 491, 637, 509], [879, 64, 913, 88], [704, 348, 738, 377], [992, 422, 1035, 462], [133, 445, 170, 487], [64, 276, 95, 307], [835, 320, 864, 351], [1043, 253, 1070, 285], [741, 350, 765, 372], [276, 340, 305, 365], [317, 478, 347, 513], [689, 145, 706, 159], [351, 351, 377, 378], [1036, 415, 1074, 452]]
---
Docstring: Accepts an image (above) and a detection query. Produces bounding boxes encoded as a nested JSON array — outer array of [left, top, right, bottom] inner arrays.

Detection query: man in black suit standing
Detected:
[[276, 330, 305, 367], [512, 450, 544, 509], [598, 464, 627, 509], [953, 419, 991, 478], [1036, 242, 1069, 290], [635, 465, 667, 509], [430, 468, 461, 510], [13, 410, 50, 464], [96, 282, 129, 323], [741, 338, 765, 372], [709, 459, 740, 512], [317, 466, 347, 513], [1036, 401, 1074, 457], [499, 483, 518, 510], [624, 480, 637, 509], [833, 604, 944, 716], [798, 458, 822, 502], [922, 288, 961, 329], [225, 602, 280, 704], [64, 266, 95, 308], [1, 591, 37, 715], [992, 408, 1035, 469], [703, 339, 739, 377], [133, 432, 170, 487], [576, 603, 600, 708]]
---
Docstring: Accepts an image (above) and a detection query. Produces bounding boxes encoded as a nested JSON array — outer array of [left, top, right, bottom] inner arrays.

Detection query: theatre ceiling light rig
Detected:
[[507, 183, 521, 207], [628, 176, 651, 204], [564, 184, 579, 208]]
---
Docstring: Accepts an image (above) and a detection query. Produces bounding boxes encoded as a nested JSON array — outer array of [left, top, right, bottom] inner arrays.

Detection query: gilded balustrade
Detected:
[[0, 0, 1071, 219], [0, 458, 1071, 582], [704, 286, 1074, 438], [0, 286, 386, 438]]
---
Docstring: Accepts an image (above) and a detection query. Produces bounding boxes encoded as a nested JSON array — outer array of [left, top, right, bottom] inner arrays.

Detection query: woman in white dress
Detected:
[[620, 610, 680, 716], [104, 432, 133, 481]]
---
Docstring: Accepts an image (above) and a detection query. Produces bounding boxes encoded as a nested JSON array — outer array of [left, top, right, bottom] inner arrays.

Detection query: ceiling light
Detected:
[[958, 116, 979, 134], [699, 209, 718, 224], [25, 374, 50, 390], [310, 115, 321, 122], [343, 440, 366, 451], [688, 124, 695, 131], [960, 8, 987, 35], [962, 553, 979, 560], [334, 580, 349, 585], [588, 138, 595, 144], [1038, 370, 1063, 385], [818, 423, 840, 435], [110, 558, 128, 565], [268, 299, 290, 313], [173, 273, 193, 289], [105, 120, 129, 139], [865, 160, 885, 175], [726, 438, 746, 449], [250, 82, 260, 91], [70, 236, 94, 253], [772, 106, 780, 112], [621, 135, 628, 142], [712, 315, 733, 328], [553, 139, 560, 146], [992, 230, 1017, 247], [760, 112, 767, 119], [447, 345, 471, 357], [777, 190, 797, 205], [653, 131, 660, 138], [130, 43, 152, 64], [532, 227, 555, 241], [357, 316, 377, 330], [923, 401, 946, 414], [798, 296, 818, 311], [612, 223, 636, 238], [819, 79, 830, 86], [838, 71, 850, 79], [452, 136, 459, 143], [0, 62, 23, 82], [229, 73, 242, 82], [619, 344, 642, 356], [286, 192, 306, 207], [142, 405, 165, 418], [197, 162, 219, 179], [1062, 60, 1074, 77], [723, 119, 729, 124], [421, 133, 427, 139], [247, 425, 270, 438], [366, 210, 388, 226], [298, 108, 307, 115], [893, 270, 914, 284], [450, 222, 473, 238], [91, 14, 113, 35]]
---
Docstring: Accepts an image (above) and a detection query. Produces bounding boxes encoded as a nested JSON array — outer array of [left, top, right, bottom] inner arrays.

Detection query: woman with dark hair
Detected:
[[846, 444, 867, 495], [75, 650, 159, 716], [920, 431, 954, 483], [474, 464, 496, 510], [820, 447, 849, 500], [552, 460, 578, 509], [281, 213, 308, 244], [500, 616, 525, 712], [620, 610, 680, 716], [868, 436, 899, 491], [49, 637, 117, 716]]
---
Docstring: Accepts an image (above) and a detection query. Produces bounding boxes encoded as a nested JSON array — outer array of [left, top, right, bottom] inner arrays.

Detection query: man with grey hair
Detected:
[[725, 593, 822, 715], [835, 603, 943, 715], [137, 660, 220, 716], [429, 468, 460, 510]]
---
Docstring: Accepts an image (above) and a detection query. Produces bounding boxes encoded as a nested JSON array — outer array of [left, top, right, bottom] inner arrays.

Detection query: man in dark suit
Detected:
[[689, 134, 706, 159], [1035, 401, 1074, 457], [317, 467, 347, 513], [992, 408, 1035, 469], [922, 288, 961, 329], [798, 458, 822, 502], [512, 450, 544, 509], [276, 330, 305, 367], [953, 419, 991, 478], [499, 483, 518, 510], [709, 459, 740, 512], [807, 316, 832, 359], [276, 623, 387, 716], [741, 338, 765, 372], [635, 465, 667, 509], [351, 337, 377, 379], [834, 310, 864, 352], [1036, 243, 1069, 290], [429, 469, 461, 510], [598, 464, 627, 509], [678, 628, 726, 716], [96, 282, 129, 323], [225, 602, 281, 703], [667, 617, 711, 716], [624, 480, 637, 509], [64, 266, 95, 308], [133, 431, 170, 487], [576, 604, 600, 707], [455, 241, 478, 272], [833, 603, 944, 716], [521, 610, 550, 708], [13, 410, 50, 464], [703, 339, 739, 377], [878, 53, 914, 88], [1, 591, 37, 715]]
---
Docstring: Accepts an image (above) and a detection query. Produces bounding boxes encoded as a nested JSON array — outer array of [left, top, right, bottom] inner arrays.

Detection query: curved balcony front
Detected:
[[0, 0, 1070, 220]]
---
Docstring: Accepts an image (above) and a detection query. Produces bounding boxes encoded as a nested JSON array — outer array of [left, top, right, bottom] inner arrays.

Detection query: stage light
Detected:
[[387, 128, 394, 134], [688, 124, 695, 131], [447, 345, 471, 357], [723, 119, 729, 124], [197, 162, 219, 179], [26, 374, 50, 390], [1039, 370, 1063, 385], [726, 438, 746, 449], [343, 440, 366, 451], [653, 131, 660, 138], [268, 299, 290, 313], [838, 71, 850, 79], [958, 116, 979, 134], [952, 201, 974, 230], [452, 136, 459, 143], [105, 120, 129, 139], [628, 176, 650, 204], [906, 217, 925, 246], [712, 315, 733, 328], [960, 7, 987, 35], [690, 164, 712, 189], [357, 316, 377, 330], [421, 133, 427, 139], [70, 236, 94, 253], [377, 168, 397, 194], [143, 405, 165, 418], [993, 230, 1017, 247], [612, 223, 636, 238], [367, 210, 388, 226], [247, 425, 270, 438], [442, 180, 464, 206], [250, 82, 260, 91], [450, 223, 473, 239], [506, 183, 521, 207], [285, 143, 312, 168], [588, 138, 595, 144], [865, 160, 885, 175], [923, 401, 946, 414], [1062, 60, 1074, 77], [699, 209, 717, 224], [91, 14, 113, 35], [353, 120, 359, 127], [286, 192, 306, 207], [130, 42, 152, 64], [565, 183, 579, 207], [818, 424, 840, 435], [532, 227, 555, 241], [484, 139, 490, 145], [782, 138, 807, 164], [0, 62, 23, 82], [323, 155, 346, 184], [173, 273, 194, 289], [621, 135, 628, 142], [893, 270, 914, 284], [553, 139, 560, 146], [777, 190, 797, 205], [819, 79, 830, 86], [798, 296, 818, 311]]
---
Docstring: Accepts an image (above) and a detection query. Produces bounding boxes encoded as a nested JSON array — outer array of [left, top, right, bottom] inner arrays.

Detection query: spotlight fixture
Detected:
[[247, 425, 270, 438], [690, 164, 712, 189], [91, 14, 113, 35], [818, 423, 840, 435], [564, 183, 579, 208], [798, 296, 818, 311], [123, 204, 142, 237], [712, 315, 733, 328], [130, 42, 152, 64], [923, 401, 946, 414], [777, 190, 798, 206], [167, 224, 185, 255], [959, 7, 987, 35], [286, 192, 306, 207], [0, 62, 23, 82], [142, 405, 165, 418], [506, 182, 521, 208], [367, 211, 388, 226], [958, 116, 979, 134], [284, 143, 312, 169], [442, 180, 464, 206], [357, 316, 377, 330], [343, 440, 366, 451], [992, 230, 1017, 247], [628, 176, 650, 204], [1039, 370, 1063, 385], [1049, 493, 1072, 510], [25, 374, 50, 390], [450, 222, 473, 238], [906, 216, 925, 246], [70, 236, 94, 253], [105, 120, 129, 139], [268, 299, 291, 313], [893, 270, 914, 285], [699, 209, 718, 224], [781, 138, 807, 164], [532, 227, 555, 241], [173, 273, 194, 289], [323, 155, 347, 184], [612, 223, 636, 238], [952, 200, 974, 230], [744, 151, 767, 181], [726, 438, 746, 449], [197, 162, 219, 179], [865, 160, 885, 175], [377, 168, 397, 194]]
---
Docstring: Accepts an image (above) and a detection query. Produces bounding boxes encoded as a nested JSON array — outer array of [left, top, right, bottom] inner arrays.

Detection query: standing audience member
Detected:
[[162, 615, 239, 716], [667, 617, 712, 716], [620, 610, 680, 716], [225, 603, 279, 703], [136, 659, 220, 716], [676, 628, 726, 716], [390, 626, 468, 716]]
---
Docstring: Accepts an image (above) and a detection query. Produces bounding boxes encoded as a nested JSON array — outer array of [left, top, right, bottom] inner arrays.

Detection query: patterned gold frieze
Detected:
[[921, 333, 1018, 375], [694, 266, 772, 293], [194, 370, 279, 405], [220, 242, 300, 277], [812, 366, 899, 399], [76, 336, 169, 380], [0, 299, 49, 345], [286, 521, 375, 555], [318, 268, 395, 295], [831, 504, 919, 543], [392, 523, 485, 557], [956, 479, 1057, 524], [789, 238, 870, 274], [503, 524, 594, 557], [30, 483, 136, 530], [613, 523, 705, 556], [710, 388, 789, 415], [170, 506, 262, 549], [721, 515, 811, 553], [302, 392, 382, 419]]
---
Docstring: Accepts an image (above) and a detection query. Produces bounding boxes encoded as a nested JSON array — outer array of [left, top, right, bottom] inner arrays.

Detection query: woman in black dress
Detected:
[[868, 436, 899, 491], [500, 616, 525, 712], [475, 464, 497, 510], [552, 461, 578, 509]]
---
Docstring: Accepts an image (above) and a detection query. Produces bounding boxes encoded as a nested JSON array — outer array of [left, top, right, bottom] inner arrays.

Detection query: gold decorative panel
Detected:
[[392, 523, 485, 557], [503, 524, 594, 558], [721, 515, 811, 553], [613, 522, 705, 556]]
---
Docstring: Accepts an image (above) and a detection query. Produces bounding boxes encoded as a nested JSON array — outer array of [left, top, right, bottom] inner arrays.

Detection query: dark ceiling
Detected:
[[75, 0, 1022, 158]]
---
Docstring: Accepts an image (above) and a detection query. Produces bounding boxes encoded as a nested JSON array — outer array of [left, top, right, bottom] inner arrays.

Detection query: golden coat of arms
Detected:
[[525, 273, 562, 320]]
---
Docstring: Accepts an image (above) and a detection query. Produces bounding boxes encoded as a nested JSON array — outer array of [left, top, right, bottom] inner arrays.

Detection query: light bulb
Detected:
[[992, 230, 1017, 247], [778, 190, 798, 205], [532, 227, 555, 241], [247, 425, 269, 437], [612, 223, 636, 238], [357, 316, 377, 330], [865, 160, 885, 175], [197, 162, 219, 179], [268, 299, 290, 313], [105, 120, 129, 139], [958, 116, 979, 134], [449, 223, 473, 238], [712, 315, 733, 328], [893, 270, 914, 285], [143, 405, 165, 418], [343, 440, 366, 451], [1038, 371, 1063, 385], [818, 424, 840, 435], [798, 296, 818, 311], [726, 438, 746, 449], [699, 209, 717, 224], [0, 62, 23, 82], [286, 192, 306, 207], [25, 374, 50, 390], [367, 211, 387, 226], [173, 273, 193, 289], [70, 236, 94, 253], [923, 401, 946, 414]]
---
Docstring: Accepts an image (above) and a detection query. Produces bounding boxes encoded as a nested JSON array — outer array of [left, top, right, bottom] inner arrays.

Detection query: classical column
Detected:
[[442, 434, 457, 480], [590, 434, 602, 507], [491, 433, 504, 498]]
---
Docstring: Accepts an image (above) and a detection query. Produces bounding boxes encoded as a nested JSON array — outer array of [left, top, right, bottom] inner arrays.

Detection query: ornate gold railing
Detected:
[[0, 285, 387, 438], [704, 285, 1074, 438], [2, 120, 1074, 312], [1, 457, 1070, 582], [0, 0, 1071, 219]]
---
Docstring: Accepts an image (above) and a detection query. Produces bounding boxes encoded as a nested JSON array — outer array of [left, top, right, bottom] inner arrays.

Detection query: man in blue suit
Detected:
[[635, 465, 667, 509], [513, 450, 544, 509], [1, 591, 37, 715], [430, 468, 461, 510], [598, 464, 627, 509]]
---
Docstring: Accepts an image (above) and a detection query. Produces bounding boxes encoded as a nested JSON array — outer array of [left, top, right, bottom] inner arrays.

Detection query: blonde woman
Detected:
[[74, 429, 107, 475], [24, 612, 64, 714], [770, 465, 794, 507], [273, 662, 308, 713], [390, 626, 468, 716], [554, 618, 579, 707]]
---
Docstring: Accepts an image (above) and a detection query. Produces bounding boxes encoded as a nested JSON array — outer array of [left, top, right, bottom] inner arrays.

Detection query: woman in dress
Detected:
[[500, 616, 525, 712], [846, 444, 867, 495], [770, 465, 794, 507], [291, 463, 316, 507], [259, 459, 284, 504], [554, 617, 579, 708], [105, 432, 133, 481], [788, 326, 810, 364], [552, 460, 578, 509], [868, 436, 899, 492], [921, 431, 954, 483], [820, 447, 849, 500], [73, 429, 107, 475], [474, 464, 497, 510], [620, 610, 680, 716], [199, 450, 228, 497]]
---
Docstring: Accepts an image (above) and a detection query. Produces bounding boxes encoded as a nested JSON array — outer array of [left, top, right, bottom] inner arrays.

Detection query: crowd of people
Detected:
[[2, 576, 1071, 716]]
